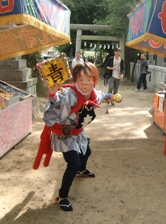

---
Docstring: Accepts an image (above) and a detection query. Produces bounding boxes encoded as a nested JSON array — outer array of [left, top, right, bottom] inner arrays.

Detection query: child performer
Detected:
[[39, 62, 113, 211]]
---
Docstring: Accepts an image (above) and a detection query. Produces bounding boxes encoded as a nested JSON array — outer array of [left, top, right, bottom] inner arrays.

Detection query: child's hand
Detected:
[[48, 82, 59, 95], [108, 94, 114, 101], [102, 94, 114, 103]]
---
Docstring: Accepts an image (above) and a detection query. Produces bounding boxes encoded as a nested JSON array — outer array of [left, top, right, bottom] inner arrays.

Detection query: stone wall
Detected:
[[130, 62, 166, 92]]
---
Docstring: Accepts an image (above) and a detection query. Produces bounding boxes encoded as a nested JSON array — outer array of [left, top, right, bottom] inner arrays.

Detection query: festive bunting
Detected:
[[82, 41, 119, 50], [93, 44, 96, 49]]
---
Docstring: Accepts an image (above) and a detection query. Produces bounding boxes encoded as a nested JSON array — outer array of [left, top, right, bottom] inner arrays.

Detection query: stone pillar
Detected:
[[156, 56, 164, 66], [76, 29, 82, 54], [119, 36, 125, 60], [148, 53, 154, 65]]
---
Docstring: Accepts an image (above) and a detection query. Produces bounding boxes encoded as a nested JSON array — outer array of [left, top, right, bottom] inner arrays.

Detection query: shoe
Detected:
[[143, 89, 147, 92], [77, 169, 95, 178], [56, 197, 73, 211], [135, 89, 140, 91], [111, 102, 115, 106]]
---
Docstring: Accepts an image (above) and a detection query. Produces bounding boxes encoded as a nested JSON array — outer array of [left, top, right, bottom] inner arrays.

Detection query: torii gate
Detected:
[[70, 24, 125, 60]]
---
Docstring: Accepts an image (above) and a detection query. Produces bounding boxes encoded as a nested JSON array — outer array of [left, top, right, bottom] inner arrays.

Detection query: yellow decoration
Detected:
[[102, 99, 108, 103], [0, 96, 6, 109], [113, 93, 123, 103], [37, 56, 71, 87]]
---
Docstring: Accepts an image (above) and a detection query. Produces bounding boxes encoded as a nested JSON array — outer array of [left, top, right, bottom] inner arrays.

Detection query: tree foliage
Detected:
[[63, 0, 139, 37], [62, 0, 101, 24], [93, 0, 139, 37], [22, 52, 41, 77]]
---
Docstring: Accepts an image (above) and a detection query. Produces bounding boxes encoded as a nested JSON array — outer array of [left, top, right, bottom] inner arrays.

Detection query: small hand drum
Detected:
[[113, 93, 123, 103]]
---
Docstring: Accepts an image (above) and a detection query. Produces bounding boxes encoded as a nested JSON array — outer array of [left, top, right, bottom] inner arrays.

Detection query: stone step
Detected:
[[7, 78, 37, 93], [0, 68, 32, 81], [0, 59, 27, 70]]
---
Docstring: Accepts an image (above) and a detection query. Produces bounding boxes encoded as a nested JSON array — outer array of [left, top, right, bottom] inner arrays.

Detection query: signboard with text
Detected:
[[0, 0, 71, 60], [126, 0, 166, 57], [36, 53, 71, 87]]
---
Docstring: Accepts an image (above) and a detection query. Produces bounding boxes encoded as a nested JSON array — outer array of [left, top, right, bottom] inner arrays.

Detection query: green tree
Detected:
[[22, 52, 41, 77], [63, 0, 139, 37], [94, 0, 138, 36], [62, 0, 101, 24]]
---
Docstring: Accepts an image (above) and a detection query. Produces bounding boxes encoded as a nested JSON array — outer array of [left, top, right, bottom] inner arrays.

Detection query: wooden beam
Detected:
[[70, 24, 110, 31], [81, 35, 120, 41]]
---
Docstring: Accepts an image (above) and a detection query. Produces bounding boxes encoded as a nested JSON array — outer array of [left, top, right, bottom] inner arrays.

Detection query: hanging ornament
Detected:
[[107, 44, 110, 49], [91, 43, 96, 51], [84, 42, 87, 47], [90, 43, 93, 47], [99, 44, 102, 49], [104, 45, 106, 49]]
